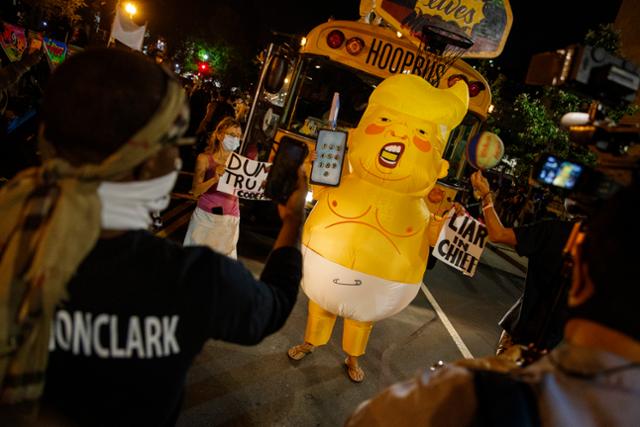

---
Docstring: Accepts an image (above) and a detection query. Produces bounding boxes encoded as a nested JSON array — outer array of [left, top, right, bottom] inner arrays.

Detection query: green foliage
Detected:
[[506, 90, 594, 179], [172, 37, 257, 87], [24, 0, 87, 23], [584, 23, 622, 55], [174, 38, 233, 76]]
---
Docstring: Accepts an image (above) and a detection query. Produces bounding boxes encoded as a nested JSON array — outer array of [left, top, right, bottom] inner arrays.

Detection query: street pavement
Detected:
[[161, 201, 528, 427]]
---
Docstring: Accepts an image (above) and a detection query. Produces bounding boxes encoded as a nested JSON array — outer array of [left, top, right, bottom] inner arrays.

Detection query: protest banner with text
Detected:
[[217, 153, 271, 200], [433, 209, 488, 277]]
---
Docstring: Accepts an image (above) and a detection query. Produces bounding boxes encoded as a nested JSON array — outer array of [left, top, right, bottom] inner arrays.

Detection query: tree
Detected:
[[584, 23, 622, 56], [23, 0, 87, 24], [172, 38, 232, 77], [505, 89, 594, 179], [172, 37, 257, 88]]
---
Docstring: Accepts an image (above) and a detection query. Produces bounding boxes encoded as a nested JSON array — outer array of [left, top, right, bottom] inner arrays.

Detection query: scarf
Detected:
[[0, 71, 188, 404], [98, 170, 179, 230]]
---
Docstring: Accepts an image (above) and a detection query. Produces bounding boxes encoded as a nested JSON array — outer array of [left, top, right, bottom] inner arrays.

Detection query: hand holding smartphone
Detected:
[[264, 137, 309, 204]]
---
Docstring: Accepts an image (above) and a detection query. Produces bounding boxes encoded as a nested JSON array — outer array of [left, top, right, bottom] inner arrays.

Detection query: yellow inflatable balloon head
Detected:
[[349, 74, 469, 195]]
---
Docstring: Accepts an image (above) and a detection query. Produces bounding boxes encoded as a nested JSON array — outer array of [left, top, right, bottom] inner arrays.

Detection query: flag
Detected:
[[109, 8, 146, 51]]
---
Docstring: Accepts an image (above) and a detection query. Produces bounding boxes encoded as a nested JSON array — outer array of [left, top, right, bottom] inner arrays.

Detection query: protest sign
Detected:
[[28, 31, 43, 54], [110, 8, 146, 51], [44, 38, 67, 68], [433, 209, 488, 277], [0, 22, 27, 62], [217, 153, 271, 200]]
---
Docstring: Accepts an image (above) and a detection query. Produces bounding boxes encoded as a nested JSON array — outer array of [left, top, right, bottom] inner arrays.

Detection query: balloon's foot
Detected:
[[287, 343, 315, 361], [345, 357, 365, 383]]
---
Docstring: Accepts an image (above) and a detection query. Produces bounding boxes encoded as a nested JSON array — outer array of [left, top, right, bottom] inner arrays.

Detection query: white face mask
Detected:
[[97, 170, 179, 230], [222, 134, 240, 152]]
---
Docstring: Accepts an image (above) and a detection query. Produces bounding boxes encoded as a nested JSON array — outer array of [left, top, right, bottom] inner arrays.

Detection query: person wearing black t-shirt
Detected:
[[0, 48, 306, 426], [470, 171, 574, 354]]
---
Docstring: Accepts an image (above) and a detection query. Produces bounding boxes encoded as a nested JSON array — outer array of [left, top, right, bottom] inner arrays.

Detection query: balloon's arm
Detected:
[[427, 212, 447, 247]]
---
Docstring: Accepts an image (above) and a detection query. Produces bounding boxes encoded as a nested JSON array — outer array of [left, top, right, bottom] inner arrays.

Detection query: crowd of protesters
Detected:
[[0, 41, 48, 181], [0, 25, 638, 427]]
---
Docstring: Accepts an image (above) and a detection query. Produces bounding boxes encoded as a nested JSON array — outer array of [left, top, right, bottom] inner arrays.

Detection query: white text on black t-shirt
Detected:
[[49, 309, 180, 358]]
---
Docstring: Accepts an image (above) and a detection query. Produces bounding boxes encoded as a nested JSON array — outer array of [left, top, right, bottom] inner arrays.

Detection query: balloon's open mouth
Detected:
[[378, 143, 405, 168]]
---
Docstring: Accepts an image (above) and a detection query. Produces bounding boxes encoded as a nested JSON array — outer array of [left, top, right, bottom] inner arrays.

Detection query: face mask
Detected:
[[97, 170, 178, 230], [222, 134, 240, 152]]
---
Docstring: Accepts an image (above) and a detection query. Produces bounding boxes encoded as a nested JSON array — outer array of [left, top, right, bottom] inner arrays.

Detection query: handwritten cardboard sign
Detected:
[[217, 153, 271, 200], [433, 209, 488, 277]]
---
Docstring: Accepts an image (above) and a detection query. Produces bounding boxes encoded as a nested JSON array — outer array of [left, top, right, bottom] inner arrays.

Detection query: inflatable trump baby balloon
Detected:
[[287, 74, 469, 382]]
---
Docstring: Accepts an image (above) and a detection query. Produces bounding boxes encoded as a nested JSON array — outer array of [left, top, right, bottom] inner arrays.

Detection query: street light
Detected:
[[124, 2, 138, 19]]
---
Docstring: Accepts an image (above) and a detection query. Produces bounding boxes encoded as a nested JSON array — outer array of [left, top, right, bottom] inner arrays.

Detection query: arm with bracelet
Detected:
[[471, 171, 517, 246]]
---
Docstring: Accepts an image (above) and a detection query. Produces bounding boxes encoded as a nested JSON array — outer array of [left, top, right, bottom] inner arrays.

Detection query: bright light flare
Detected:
[[124, 2, 138, 18]]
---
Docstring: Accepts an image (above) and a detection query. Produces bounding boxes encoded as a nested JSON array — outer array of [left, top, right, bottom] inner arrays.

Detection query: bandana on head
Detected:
[[0, 70, 188, 404]]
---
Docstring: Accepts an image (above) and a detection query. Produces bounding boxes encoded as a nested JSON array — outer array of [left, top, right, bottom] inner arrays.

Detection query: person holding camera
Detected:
[[183, 116, 244, 258], [471, 170, 575, 354], [0, 48, 306, 426], [346, 183, 640, 426]]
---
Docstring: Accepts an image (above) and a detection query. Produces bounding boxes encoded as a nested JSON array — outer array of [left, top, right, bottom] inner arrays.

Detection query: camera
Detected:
[[530, 153, 622, 213]]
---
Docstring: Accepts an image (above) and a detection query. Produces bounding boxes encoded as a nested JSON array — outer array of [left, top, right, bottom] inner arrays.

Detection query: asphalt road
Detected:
[[158, 196, 527, 427]]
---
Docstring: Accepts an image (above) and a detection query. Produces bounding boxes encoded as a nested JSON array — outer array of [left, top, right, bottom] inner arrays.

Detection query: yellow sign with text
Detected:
[[370, 0, 513, 58], [417, 0, 486, 32]]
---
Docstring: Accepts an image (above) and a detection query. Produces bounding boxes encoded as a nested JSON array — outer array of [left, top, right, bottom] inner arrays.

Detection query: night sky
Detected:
[[145, 0, 623, 81]]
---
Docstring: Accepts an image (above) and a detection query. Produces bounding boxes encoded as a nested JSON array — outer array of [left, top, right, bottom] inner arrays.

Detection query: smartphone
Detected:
[[533, 154, 584, 190], [310, 129, 348, 187], [264, 137, 309, 204]]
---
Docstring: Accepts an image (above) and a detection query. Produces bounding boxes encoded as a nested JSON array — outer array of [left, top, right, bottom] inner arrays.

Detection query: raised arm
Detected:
[[470, 171, 517, 247], [207, 168, 308, 344]]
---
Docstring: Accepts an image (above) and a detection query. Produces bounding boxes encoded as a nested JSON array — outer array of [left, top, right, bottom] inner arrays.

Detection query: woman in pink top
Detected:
[[183, 117, 242, 258]]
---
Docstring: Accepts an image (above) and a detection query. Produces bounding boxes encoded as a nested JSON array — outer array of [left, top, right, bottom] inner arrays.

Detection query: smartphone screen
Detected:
[[310, 129, 347, 187], [537, 155, 583, 190], [264, 138, 308, 203]]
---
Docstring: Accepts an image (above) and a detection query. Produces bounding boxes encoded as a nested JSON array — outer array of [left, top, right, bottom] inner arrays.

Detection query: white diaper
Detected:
[[302, 245, 421, 322]]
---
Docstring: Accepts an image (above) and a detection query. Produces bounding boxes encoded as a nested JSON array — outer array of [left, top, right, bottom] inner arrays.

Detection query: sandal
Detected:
[[287, 343, 314, 361], [344, 357, 365, 383]]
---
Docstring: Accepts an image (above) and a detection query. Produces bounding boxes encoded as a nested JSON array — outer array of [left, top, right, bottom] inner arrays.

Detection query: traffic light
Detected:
[[198, 61, 209, 75]]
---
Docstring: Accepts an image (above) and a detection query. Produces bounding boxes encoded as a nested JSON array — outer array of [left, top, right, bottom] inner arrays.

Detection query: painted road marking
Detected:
[[421, 282, 474, 359]]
